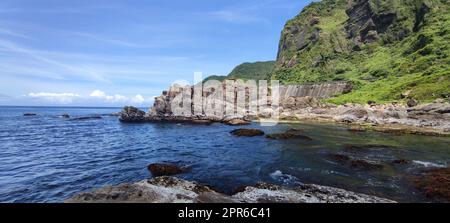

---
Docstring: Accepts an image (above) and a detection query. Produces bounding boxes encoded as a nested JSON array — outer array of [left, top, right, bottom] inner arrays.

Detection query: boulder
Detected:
[[119, 106, 146, 123], [147, 163, 189, 177], [230, 129, 265, 137]]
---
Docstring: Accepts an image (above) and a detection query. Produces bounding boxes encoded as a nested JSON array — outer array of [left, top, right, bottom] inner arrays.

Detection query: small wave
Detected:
[[269, 170, 298, 184], [412, 160, 446, 168]]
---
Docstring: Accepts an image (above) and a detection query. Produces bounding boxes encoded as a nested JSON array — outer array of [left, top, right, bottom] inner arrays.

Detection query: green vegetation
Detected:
[[204, 61, 275, 82], [272, 0, 449, 104]]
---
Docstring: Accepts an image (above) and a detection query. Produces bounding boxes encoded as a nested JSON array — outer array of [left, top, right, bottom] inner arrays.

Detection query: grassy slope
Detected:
[[273, 0, 450, 104], [204, 61, 275, 82]]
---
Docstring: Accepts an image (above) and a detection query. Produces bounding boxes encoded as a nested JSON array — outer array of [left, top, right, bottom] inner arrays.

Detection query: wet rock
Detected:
[[147, 163, 188, 177], [266, 129, 312, 140], [223, 118, 250, 126], [61, 113, 70, 118], [119, 106, 146, 123], [392, 159, 409, 165], [23, 113, 37, 116], [414, 167, 450, 202], [230, 129, 265, 137], [327, 153, 384, 171], [407, 99, 418, 107], [67, 176, 396, 203], [350, 160, 384, 170]]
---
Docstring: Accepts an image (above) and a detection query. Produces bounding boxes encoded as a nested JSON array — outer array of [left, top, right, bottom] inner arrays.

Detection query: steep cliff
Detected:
[[273, 0, 449, 104]]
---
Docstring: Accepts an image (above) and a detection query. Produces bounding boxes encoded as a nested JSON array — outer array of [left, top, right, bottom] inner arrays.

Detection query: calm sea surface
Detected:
[[0, 106, 449, 202]]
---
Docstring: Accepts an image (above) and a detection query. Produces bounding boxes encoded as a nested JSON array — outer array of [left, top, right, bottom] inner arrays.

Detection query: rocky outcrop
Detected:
[[280, 82, 352, 99], [230, 129, 265, 137], [147, 163, 189, 177], [66, 176, 396, 203], [119, 106, 146, 123]]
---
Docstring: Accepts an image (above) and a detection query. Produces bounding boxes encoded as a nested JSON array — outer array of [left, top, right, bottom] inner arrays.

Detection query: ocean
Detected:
[[0, 106, 449, 202]]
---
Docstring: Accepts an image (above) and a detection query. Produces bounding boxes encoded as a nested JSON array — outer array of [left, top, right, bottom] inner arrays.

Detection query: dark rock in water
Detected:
[[230, 129, 265, 137], [414, 167, 450, 202], [119, 106, 146, 123], [392, 159, 409, 165], [350, 160, 384, 170], [327, 153, 383, 171], [147, 163, 188, 177], [407, 98, 418, 107], [223, 118, 250, 126], [61, 113, 70, 118], [23, 113, 37, 116], [266, 129, 312, 140], [327, 153, 351, 163], [70, 116, 102, 121]]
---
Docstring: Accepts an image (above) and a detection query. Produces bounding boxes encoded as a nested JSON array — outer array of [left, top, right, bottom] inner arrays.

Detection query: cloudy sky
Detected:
[[0, 0, 312, 107]]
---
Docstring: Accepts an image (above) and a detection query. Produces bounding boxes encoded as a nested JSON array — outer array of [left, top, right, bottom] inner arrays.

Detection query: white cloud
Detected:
[[89, 90, 152, 105], [28, 92, 80, 104]]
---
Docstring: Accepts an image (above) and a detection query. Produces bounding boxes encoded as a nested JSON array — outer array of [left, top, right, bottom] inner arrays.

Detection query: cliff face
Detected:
[[273, 0, 449, 104]]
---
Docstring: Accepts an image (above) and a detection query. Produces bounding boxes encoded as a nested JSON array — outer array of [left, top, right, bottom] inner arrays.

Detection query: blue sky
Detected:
[[0, 0, 312, 106]]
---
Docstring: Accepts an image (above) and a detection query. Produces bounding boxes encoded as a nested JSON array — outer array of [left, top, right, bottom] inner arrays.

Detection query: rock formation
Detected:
[[66, 176, 396, 203]]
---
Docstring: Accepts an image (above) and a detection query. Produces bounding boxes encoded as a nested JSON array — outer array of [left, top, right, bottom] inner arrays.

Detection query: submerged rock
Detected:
[[66, 176, 395, 203], [266, 129, 312, 140], [414, 167, 450, 202], [230, 129, 265, 137], [327, 153, 384, 171], [70, 116, 102, 121], [61, 113, 70, 119], [23, 113, 37, 116], [147, 163, 189, 177], [392, 159, 409, 165]]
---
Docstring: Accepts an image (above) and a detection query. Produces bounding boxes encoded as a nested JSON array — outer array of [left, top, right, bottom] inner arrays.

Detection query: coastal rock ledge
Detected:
[[66, 176, 395, 203]]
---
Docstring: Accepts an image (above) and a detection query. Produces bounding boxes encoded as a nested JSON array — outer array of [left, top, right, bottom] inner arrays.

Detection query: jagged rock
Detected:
[[147, 163, 189, 177], [414, 167, 450, 202], [230, 129, 265, 137], [66, 176, 396, 203], [119, 106, 146, 123], [266, 129, 312, 140]]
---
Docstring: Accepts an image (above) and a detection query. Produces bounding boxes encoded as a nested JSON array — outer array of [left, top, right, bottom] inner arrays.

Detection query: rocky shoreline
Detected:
[[66, 176, 395, 203], [119, 96, 450, 136]]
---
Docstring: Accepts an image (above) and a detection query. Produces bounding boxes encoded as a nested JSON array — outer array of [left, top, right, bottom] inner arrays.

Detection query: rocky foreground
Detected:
[[66, 176, 395, 203]]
